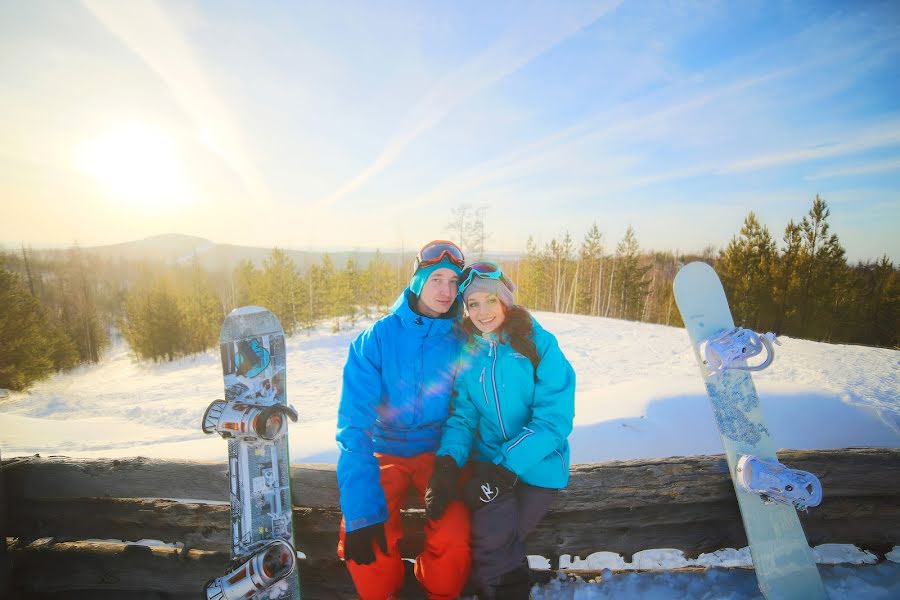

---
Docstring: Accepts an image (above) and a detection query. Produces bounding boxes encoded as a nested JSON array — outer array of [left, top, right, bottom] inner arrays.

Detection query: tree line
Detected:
[[1, 246, 110, 390], [507, 196, 897, 348], [1, 194, 896, 391], [0, 245, 416, 388]]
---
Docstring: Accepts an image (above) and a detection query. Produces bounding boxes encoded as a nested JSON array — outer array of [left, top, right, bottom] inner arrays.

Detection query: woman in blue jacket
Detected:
[[424, 261, 576, 600]]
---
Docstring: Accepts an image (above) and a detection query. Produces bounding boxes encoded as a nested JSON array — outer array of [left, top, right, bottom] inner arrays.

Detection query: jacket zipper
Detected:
[[489, 341, 507, 440]]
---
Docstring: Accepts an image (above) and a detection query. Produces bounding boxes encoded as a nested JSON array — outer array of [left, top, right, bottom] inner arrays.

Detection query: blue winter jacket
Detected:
[[438, 318, 575, 489], [336, 290, 464, 532]]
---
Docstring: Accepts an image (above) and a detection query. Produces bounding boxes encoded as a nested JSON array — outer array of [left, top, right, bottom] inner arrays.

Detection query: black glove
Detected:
[[424, 455, 460, 520], [464, 462, 518, 510], [343, 522, 387, 565]]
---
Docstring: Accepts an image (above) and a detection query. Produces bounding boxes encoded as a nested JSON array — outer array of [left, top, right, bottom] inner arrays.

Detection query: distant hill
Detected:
[[75, 234, 403, 272], [85, 234, 217, 263], [72, 234, 520, 273]]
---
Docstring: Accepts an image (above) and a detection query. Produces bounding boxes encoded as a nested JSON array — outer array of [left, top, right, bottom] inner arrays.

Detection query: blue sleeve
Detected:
[[494, 326, 575, 475], [335, 324, 388, 531], [437, 359, 479, 467]]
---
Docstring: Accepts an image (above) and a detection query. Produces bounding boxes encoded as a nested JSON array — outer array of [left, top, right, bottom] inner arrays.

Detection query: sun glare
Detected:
[[79, 122, 193, 210]]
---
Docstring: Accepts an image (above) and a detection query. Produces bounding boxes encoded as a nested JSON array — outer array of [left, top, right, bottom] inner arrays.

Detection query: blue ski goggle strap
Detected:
[[415, 240, 465, 271], [459, 261, 514, 294]]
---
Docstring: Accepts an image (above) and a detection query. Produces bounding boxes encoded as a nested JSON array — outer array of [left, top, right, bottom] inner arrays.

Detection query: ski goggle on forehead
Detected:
[[415, 240, 465, 270], [459, 261, 514, 294]]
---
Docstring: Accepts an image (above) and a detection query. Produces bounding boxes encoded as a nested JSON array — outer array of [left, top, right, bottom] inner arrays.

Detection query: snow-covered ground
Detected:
[[1, 312, 898, 598]]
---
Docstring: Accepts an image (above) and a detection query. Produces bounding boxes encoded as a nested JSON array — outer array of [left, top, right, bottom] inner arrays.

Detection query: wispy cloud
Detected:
[[318, 0, 624, 207], [82, 0, 270, 204], [410, 24, 899, 208], [722, 126, 900, 174], [806, 157, 900, 180], [408, 66, 797, 207]]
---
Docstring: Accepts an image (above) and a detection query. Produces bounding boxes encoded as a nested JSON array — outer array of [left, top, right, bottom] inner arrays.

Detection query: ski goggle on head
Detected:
[[414, 240, 465, 271], [459, 261, 514, 294]]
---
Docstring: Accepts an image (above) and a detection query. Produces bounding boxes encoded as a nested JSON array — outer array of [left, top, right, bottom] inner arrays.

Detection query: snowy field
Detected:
[[1, 311, 898, 598]]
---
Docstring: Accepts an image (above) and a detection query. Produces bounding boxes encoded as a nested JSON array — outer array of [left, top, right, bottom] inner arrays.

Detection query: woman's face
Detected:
[[465, 291, 506, 334]]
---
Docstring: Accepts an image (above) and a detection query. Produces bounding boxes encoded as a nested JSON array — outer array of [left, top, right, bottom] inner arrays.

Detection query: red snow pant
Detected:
[[337, 452, 471, 600]]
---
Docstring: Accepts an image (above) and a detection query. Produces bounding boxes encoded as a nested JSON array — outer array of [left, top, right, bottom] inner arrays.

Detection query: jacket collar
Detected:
[[471, 329, 508, 347], [390, 289, 461, 335]]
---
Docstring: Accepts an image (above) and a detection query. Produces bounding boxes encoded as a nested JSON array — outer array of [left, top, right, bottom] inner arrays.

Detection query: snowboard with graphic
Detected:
[[673, 262, 826, 600], [201, 306, 302, 600]]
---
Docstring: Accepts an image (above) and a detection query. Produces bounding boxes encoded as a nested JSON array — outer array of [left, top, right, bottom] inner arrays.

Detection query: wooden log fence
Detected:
[[2, 447, 898, 599]]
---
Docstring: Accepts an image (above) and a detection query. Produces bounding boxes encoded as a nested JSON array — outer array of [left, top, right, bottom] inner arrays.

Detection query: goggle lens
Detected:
[[416, 241, 464, 269], [459, 261, 513, 294], [468, 262, 499, 274]]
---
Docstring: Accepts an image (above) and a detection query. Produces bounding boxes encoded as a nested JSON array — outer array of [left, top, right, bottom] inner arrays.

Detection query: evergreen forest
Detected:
[[1, 195, 896, 391]]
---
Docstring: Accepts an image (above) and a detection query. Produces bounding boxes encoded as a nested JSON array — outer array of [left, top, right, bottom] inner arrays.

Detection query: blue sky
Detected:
[[1, 0, 898, 262]]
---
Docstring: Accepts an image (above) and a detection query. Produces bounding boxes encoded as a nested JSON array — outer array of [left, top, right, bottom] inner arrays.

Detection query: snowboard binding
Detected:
[[203, 399, 298, 442], [736, 454, 823, 511], [699, 327, 780, 373], [204, 538, 297, 600]]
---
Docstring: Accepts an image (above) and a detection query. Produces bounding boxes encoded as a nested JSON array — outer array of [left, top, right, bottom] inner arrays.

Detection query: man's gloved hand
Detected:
[[464, 462, 518, 510], [343, 522, 387, 565], [424, 454, 460, 520]]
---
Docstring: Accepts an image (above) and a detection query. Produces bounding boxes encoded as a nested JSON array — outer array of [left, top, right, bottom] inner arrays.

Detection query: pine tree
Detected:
[[613, 226, 650, 321], [838, 257, 898, 346], [44, 246, 109, 364], [718, 212, 777, 330], [259, 249, 303, 334], [576, 223, 604, 315], [177, 261, 223, 354], [857, 257, 899, 347], [306, 258, 332, 328], [365, 250, 398, 315], [331, 258, 359, 331], [516, 236, 545, 310], [120, 275, 184, 362], [773, 220, 803, 333], [797, 195, 847, 339], [319, 254, 339, 323], [232, 259, 260, 310], [0, 269, 78, 390]]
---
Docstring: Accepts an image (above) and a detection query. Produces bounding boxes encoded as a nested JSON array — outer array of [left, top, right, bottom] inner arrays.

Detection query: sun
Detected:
[[78, 122, 193, 210]]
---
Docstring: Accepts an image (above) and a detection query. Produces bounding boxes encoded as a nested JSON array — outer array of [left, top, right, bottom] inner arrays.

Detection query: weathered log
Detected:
[[6, 449, 897, 506], [3, 456, 339, 508], [5, 498, 345, 559], [4, 449, 899, 560], [7, 539, 358, 599]]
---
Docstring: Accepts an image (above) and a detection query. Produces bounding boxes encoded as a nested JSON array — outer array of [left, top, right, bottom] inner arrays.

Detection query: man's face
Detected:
[[416, 268, 459, 317]]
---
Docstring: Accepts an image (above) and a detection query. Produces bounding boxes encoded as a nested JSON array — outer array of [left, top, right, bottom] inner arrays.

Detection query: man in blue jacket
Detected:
[[336, 240, 471, 600]]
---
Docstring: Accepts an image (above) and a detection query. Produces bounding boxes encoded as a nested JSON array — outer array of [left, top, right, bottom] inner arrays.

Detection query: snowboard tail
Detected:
[[674, 262, 826, 600]]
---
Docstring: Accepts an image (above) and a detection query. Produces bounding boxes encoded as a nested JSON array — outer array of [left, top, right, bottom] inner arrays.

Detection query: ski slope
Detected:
[[1, 312, 895, 462]]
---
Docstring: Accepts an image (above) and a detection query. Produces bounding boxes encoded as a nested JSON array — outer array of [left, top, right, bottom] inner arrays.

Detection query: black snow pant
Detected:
[[469, 482, 558, 600]]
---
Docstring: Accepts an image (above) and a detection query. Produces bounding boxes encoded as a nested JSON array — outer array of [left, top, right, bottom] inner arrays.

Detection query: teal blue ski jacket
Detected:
[[336, 290, 464, 532], [438, 318, 575, 489]]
